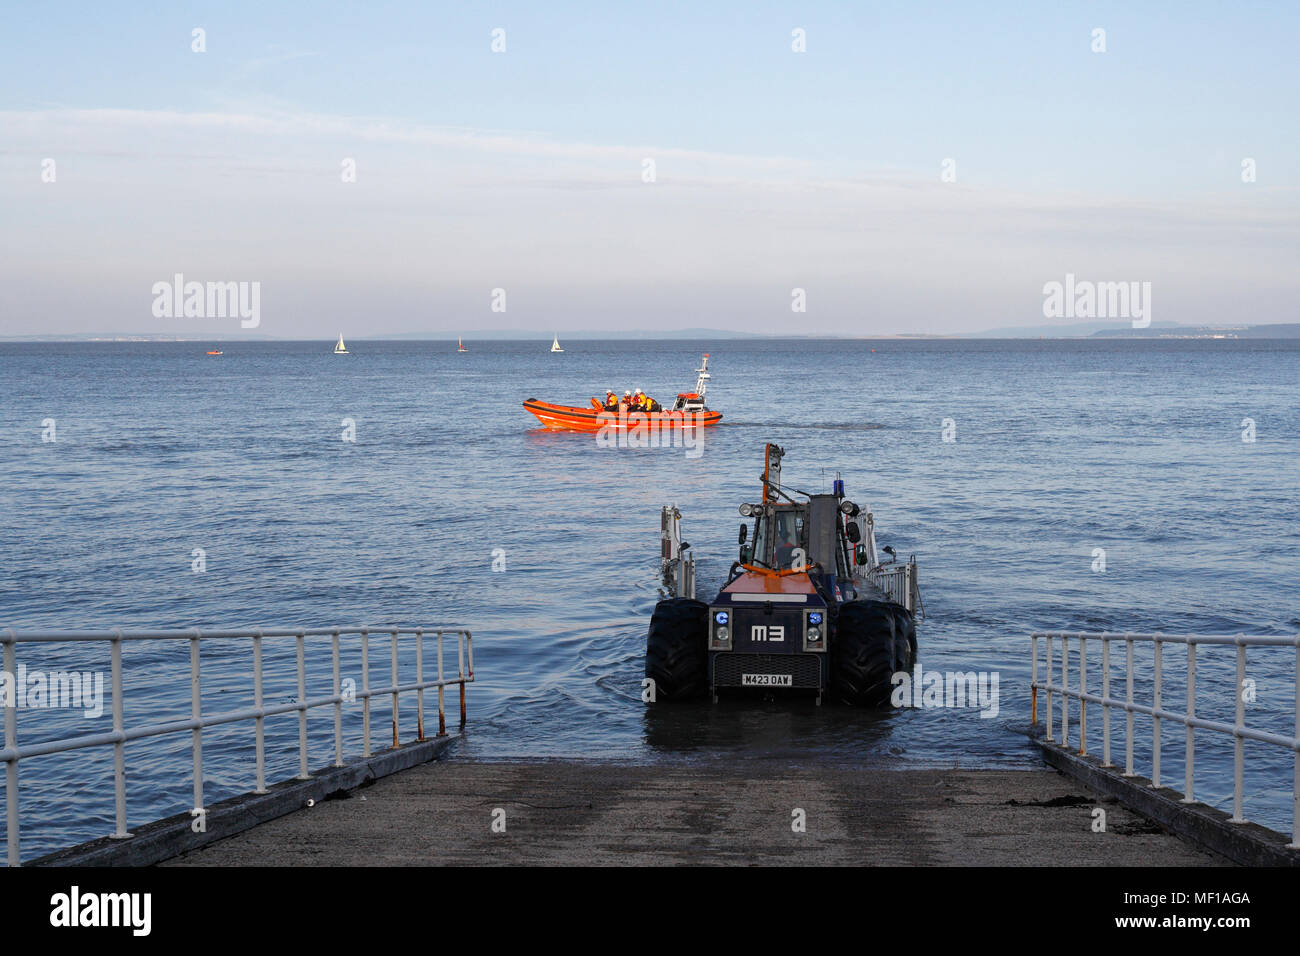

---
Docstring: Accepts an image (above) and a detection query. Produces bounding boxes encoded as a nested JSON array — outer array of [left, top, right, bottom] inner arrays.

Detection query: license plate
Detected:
[[742, 673, 792, 687]]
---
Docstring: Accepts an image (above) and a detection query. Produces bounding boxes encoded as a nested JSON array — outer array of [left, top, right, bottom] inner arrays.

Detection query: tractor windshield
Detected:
[[753, 507, 807, 570]]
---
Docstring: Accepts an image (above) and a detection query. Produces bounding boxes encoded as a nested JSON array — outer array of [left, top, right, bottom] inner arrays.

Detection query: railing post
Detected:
[[416, 629, 425, 741], [1183, 641, 1196, 803], [437, 630, 446, 737], [1079, 635, 1088, 755], [1061, 635, 1069, 749], [1101, 637, 1112, 767], [332, 631, 343, 768], [190, 629, 204, 816], [361, 628, 371, 757], [458, 630, 467, 728], [1045, 635, 1054, 743], [1123, 638, 1135, 777], [391, 629, 400, 749], [253, 629, 267, 794], [1232, 639, 1245, 823], [3, 632, 20, 866], [1290, 636, 1300, 849], [296, 631, 309, 780], [1031, 635, 1038, 726], [110, 631, 132, 839], [1152, 637, 1163, 789]]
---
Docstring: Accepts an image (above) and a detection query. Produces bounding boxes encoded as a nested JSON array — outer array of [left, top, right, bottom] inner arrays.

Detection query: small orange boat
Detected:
[[523, 354, 722, 432], [205, 349, 223, 355]]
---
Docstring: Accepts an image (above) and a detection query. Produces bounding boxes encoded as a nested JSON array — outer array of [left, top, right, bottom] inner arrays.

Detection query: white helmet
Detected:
[[634, 387, 644, 394], [624, 390, 631, 396]]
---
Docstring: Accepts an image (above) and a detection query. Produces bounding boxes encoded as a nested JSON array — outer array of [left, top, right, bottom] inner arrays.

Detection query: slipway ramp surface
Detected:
[[161, 760, 1225, 866]]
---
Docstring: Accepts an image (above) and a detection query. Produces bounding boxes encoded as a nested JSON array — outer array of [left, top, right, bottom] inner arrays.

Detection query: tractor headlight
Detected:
[[711, 610, 732, 649], [804, 610, 827, 652]]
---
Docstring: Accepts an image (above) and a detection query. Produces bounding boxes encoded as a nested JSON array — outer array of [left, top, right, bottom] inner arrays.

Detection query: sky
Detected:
[[1, 1, 1297, 337]]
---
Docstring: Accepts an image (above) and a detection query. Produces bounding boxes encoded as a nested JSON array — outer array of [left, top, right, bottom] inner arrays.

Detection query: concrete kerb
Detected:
[[1031, 731, 1298, 867], [27, 734, 459, 867]]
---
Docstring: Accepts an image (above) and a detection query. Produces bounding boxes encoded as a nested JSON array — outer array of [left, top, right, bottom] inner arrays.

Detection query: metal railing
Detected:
[[866, 559, 922, 617], [2, 626, 474, 867], [1031, 631, 1299, 846], [660, 504, 695, 599]]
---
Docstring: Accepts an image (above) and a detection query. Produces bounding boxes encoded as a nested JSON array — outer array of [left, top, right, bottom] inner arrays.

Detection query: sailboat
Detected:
[[333, 334, 349, 355], [550, 335, 564, 353], [457, 336, 468, 353]]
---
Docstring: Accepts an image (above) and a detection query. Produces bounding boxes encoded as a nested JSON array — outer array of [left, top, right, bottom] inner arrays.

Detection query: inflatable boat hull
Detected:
[[523, 398, 722, 432]]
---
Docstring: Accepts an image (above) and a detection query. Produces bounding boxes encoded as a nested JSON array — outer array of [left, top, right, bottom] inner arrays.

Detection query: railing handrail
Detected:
[[2, 625, 475, 866], [1030, 629, 1299, 849], [1034, 630, 1299, 648], [2, 625, 470, 642]]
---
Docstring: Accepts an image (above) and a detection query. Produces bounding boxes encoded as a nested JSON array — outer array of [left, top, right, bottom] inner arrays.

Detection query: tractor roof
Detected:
[[721, 569, 818, 596]]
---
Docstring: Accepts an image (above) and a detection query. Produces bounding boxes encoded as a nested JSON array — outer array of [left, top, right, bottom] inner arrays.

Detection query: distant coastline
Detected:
[[3, 321, 1298, 342]]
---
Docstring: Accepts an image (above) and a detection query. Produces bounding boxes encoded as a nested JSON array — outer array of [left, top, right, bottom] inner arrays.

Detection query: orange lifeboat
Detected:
[[522, 398, 722, 432], [523, 353, 722, 432]]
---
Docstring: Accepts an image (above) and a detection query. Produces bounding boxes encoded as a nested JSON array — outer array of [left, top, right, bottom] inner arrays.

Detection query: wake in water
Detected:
[[723, 421, 887, 431]]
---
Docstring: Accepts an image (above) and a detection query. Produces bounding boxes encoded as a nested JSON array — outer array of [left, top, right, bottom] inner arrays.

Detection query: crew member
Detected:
[[604, 390, 619, 411]]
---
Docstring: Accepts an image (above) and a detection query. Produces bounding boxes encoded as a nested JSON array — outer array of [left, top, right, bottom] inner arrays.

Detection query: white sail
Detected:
[[550, 335, 563, 352], [334, 334, 348, 354]]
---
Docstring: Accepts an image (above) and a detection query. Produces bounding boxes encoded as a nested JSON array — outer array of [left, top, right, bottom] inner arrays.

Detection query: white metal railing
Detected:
[[2, 626, 474, 867], [1031, 631, 1299, 846], [660, 504, 695, 599], [865, 559, 921, 617]]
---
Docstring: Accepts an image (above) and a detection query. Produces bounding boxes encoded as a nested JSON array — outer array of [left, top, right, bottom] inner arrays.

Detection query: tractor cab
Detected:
[[739, 497, 862, 583], [742, 503, 804, 570]]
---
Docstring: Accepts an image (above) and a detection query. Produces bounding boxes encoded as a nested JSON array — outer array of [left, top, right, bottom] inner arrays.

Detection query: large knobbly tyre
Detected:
[[888, 603, 916, 673], [830, 600, 900, 707], [645, 598, 709, 701]]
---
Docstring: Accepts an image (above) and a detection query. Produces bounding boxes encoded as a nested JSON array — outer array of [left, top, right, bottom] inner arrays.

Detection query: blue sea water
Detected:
[[1, 337, 1298, 860]]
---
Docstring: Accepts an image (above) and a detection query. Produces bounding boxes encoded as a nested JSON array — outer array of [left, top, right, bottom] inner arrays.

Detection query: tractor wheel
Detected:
[[829, 600, 899, 707], [889, 603, 916, 672], [645, 598, 709, 701]]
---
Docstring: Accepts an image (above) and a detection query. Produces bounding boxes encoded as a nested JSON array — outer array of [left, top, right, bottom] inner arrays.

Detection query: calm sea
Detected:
[[2, 338, 1298, 859]]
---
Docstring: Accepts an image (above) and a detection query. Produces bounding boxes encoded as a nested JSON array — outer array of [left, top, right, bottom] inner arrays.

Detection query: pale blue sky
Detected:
[[2, 1, 1297, 335]]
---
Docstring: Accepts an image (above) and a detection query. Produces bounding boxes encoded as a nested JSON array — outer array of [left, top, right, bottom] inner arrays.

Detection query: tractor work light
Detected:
[[804, 610, 827, 652], [711, 607, 732, 649]]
